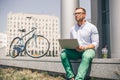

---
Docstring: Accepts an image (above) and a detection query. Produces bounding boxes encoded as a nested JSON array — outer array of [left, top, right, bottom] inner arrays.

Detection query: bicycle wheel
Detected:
[[25, 35, 50, 58], [9, 37, 21, 58]]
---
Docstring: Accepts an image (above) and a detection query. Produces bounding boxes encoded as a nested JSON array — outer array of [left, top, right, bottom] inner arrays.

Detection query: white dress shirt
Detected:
[[70, 21, 99, 50]]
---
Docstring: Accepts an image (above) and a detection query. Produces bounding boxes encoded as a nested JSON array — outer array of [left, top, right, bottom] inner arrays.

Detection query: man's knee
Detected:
[[82, 49, 95, 59], [60, 52, 66, 59], [60, 49, 68, 59]]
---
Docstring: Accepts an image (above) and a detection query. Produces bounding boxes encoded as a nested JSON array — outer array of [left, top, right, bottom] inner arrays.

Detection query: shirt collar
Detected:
[[76, 21, 88, 28]]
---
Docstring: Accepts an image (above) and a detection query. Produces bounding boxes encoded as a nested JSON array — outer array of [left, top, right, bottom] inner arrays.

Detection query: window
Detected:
[[99, 0, 110, 58]]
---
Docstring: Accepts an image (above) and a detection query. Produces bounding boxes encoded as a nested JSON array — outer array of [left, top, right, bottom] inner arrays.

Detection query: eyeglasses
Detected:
[[73, 12, 85, 15]]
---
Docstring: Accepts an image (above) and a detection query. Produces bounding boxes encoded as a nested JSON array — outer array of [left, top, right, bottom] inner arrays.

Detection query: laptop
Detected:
[[58, 39, 79, 49]]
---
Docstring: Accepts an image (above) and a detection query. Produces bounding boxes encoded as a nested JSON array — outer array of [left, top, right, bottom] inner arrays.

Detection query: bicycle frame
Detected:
[[21, 27, 37, 39], [14, 27, 37, 53]]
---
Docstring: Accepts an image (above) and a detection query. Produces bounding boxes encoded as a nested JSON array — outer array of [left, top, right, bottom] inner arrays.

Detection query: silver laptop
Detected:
[[58, 39, 79, 49]]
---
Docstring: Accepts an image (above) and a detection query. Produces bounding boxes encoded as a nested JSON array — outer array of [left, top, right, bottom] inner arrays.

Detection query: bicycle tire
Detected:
[[25, 35, 50, 58], [9, 37, 21, 58]]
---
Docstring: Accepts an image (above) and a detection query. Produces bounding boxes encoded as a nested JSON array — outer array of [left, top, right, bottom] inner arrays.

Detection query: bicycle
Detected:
[[9, 24, 50, 58]]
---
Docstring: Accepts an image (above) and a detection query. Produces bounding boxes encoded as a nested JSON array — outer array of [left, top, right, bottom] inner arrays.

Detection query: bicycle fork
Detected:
[[33, 34, 37, 48]]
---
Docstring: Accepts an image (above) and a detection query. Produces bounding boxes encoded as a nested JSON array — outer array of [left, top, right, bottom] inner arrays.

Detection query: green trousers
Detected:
[[60, 49, 95, 80]]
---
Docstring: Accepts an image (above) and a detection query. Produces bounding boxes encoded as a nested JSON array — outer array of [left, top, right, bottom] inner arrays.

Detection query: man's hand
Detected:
[[75, 44, 95, 52], [75, 46, 86, 52]]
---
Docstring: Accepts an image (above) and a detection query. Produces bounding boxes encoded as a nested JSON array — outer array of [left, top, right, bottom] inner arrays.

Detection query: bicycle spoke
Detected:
[[25, 35, 50, 58]]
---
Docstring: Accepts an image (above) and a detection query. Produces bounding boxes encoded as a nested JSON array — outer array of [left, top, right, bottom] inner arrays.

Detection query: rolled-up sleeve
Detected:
[[91, 26, 99, 50]]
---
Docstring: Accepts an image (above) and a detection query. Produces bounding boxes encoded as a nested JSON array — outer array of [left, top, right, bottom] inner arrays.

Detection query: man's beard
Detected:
[[77, 18, 84, 22]]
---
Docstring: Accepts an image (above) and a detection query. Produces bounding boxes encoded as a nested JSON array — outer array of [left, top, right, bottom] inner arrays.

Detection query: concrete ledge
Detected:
[[0, 57, 65, 73], [0, 56, 120, 79], [89, 58, 120, 79], [70, 58, 120, 79]]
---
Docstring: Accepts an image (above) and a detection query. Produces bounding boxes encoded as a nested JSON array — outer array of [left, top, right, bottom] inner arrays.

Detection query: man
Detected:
[[60, 7, 99, 80]]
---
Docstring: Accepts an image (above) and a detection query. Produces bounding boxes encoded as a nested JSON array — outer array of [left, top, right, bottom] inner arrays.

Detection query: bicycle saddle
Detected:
[[18, 29, 26, 32], [32, 27, 37, 30]]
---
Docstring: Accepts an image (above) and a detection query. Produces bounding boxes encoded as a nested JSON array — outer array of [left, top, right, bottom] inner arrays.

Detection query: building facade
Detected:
[[6, 12, 60, 57], [0, 33, 7, 48]]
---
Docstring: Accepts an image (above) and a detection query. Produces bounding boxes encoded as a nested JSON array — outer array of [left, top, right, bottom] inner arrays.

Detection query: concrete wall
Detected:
[[0, 56, 120, 79], [109, 0, 120, 58]]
